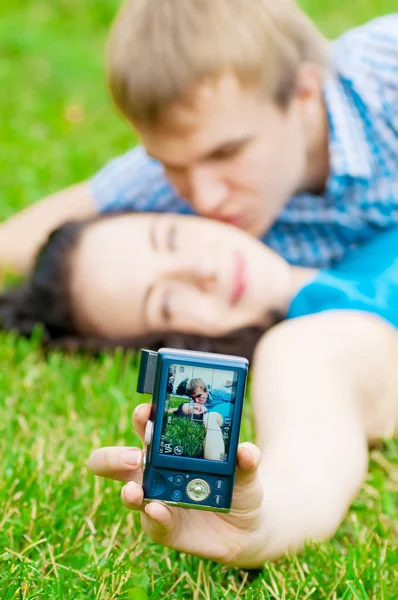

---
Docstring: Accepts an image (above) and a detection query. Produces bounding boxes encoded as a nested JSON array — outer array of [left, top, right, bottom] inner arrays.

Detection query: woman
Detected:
[[173, 402, 227, 461], [0, 211, 315, 357], [2, 212, 398, 567]]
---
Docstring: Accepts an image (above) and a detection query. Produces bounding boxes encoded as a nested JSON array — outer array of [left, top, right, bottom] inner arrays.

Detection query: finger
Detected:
[[87, 446, 143, 482], [142, 501, 176, 544], [132, 403, 152, 441], [121, 480, 145, 510], [121, 483, 177, 546]]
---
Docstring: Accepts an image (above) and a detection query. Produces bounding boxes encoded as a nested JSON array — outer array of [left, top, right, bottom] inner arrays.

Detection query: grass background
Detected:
[[1, 1, 398, 598]]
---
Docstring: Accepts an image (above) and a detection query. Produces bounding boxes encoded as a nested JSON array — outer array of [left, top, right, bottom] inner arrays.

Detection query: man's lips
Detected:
[[224, 216, 242, 227], [231, 253, 247, 306], [213, 214, 243, 227]]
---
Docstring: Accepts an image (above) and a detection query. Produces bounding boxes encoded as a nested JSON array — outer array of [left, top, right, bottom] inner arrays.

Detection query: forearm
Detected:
[[250, 312, 398, 559], [0, 181, 97, 277]]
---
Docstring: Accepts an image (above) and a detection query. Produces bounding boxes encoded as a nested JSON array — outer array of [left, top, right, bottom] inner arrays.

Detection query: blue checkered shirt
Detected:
[[91, 15, 398, 268]]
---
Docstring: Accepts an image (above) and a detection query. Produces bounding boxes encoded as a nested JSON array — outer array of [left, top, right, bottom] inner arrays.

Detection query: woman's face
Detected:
[[183, 402, 206, 416], [69, 213, 289, 338]]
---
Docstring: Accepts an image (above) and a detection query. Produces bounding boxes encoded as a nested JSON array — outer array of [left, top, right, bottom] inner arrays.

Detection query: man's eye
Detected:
[[212, 145, 241, 161]]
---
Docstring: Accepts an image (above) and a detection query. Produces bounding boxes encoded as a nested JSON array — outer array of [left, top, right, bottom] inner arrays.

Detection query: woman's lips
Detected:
[[231, 253, 247, 306]]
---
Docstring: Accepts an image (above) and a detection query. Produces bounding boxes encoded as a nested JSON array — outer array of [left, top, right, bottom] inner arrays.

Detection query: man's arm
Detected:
[[0, 181, 97, 277], [0, 146, 192, 280]]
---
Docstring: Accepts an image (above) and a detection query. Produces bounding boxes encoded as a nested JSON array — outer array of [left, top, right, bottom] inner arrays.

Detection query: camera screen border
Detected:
[[147, 348, 248, 477]]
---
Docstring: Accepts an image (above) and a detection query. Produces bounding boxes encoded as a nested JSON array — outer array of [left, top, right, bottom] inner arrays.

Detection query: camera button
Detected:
[[213, 495, 224, 506], [214, 479, 225, 490], [173, 475, 184, 486], [144, 420, 154, 445], [186, 478, 210, 502], [171, 489, 183, 502]]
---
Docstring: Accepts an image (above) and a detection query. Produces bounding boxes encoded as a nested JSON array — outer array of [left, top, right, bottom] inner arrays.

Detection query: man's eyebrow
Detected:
[[206, 135, 254, 159], [147, 135, 254, 169]]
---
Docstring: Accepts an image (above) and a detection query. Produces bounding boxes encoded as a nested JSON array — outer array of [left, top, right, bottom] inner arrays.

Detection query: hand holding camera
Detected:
[[88, 348, 267, 568]]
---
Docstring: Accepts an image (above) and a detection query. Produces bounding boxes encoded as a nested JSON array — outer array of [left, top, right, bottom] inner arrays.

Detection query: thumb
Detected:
[[236, 442, 262, 485], [232, 443, 263, 514]]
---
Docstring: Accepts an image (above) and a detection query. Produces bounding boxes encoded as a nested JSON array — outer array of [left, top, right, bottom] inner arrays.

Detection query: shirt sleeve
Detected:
[[208, 389, 233, 406], [287, 226, 398, 328], [333, 15, 398, 133], [89, 145, 195, 215]]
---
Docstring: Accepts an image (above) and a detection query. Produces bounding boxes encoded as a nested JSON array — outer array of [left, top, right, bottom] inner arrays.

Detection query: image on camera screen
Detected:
[[159, 363, 238, 462]]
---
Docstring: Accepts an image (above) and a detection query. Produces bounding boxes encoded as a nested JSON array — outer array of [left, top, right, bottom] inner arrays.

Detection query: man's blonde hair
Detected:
[[187, 378, 207, 397], [107, 0, 329, 126]]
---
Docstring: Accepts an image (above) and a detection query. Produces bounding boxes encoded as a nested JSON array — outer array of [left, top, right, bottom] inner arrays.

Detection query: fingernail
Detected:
[[241, 443, 261, 464], [121, 449, 142, 465], [121, 485, 127, 502], [133, 405, 142, 417]]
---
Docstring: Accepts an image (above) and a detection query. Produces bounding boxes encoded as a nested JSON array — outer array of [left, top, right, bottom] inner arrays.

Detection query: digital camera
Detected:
[[137, 348, 248, 513]]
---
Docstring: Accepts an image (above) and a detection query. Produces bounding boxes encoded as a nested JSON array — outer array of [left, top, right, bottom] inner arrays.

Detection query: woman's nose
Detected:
[[165, 253, 219, 291]]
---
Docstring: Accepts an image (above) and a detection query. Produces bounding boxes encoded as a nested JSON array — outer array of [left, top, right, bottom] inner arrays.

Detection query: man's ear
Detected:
[[294, 61, 323, 102], [293, 61, 323, 128]]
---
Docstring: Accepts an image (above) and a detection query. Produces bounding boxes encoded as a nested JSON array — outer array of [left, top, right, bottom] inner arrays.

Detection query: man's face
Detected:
[[191, 387, 209, 405], [138, 72, 311, 237]]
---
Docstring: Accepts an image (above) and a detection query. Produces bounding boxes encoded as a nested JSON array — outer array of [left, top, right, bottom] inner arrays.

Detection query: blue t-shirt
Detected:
[[90, 15, 398, 268], [206, 388, 234, 423], [287, 227, 398, 328]]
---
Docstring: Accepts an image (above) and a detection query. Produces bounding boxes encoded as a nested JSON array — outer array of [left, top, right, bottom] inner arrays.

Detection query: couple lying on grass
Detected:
[[1, 209, 398, 568], [1, 0, 397, 571]]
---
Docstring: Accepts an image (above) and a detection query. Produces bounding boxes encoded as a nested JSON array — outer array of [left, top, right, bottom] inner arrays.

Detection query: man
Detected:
[[0, 2, 397, 277], [187, 378, 233, 409], [187, 377, 234, 427]]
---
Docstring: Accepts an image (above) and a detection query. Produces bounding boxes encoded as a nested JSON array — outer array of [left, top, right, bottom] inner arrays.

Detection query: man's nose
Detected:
[[188, 166, 229, 217]]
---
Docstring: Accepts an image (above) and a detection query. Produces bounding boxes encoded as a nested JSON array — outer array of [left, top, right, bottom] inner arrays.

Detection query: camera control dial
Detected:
[[186, 478, 210, 502]]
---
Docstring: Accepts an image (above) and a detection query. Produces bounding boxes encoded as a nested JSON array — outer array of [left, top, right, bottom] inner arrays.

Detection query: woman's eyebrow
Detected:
[[149, 218, 158, 251], [142, 282, 154, 326]]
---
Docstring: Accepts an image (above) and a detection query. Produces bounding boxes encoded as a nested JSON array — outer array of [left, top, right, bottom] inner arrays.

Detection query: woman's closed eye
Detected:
[[167, 223, 177, 251], [147, 281, 216, 334], [150, 218, 178, 253], [161, 289, 173, 323]]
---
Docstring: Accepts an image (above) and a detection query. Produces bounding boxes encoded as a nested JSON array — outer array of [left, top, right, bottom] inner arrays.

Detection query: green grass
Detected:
[[1, 1, 398, 598]]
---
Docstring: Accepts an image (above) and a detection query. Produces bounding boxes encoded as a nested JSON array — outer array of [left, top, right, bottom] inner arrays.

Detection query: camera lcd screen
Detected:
[[159, 363, 239, 462]]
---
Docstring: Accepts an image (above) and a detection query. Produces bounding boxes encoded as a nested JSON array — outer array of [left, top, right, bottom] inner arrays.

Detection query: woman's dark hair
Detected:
[[174, 403, 204, 421], [0, 220, 86, 342], [0, 214, 282, 360]]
